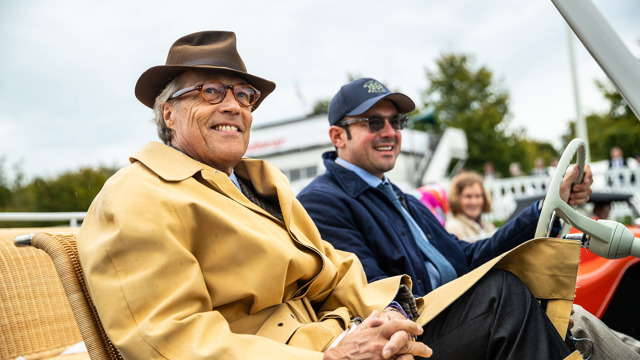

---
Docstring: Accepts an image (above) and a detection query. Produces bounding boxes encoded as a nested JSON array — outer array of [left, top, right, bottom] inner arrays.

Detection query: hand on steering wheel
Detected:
[[536, 138, 640, 259], [535, 138, 587, 238]]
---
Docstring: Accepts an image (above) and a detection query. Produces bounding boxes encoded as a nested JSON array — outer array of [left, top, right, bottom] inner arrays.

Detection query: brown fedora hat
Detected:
[[135, 31, 276, 110]]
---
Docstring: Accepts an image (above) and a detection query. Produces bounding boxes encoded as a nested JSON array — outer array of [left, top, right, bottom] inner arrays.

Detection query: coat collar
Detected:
[[130, 142, 206, 181], [322, 151, 379, 198], [131, 141, 295, 228]]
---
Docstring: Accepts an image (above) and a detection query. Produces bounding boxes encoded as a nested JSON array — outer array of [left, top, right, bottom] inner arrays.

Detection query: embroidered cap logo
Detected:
[[363, 80, 386, 94]]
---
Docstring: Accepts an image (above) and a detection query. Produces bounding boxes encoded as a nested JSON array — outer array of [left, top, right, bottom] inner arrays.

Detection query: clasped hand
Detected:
[[323, 310, 432, 360]]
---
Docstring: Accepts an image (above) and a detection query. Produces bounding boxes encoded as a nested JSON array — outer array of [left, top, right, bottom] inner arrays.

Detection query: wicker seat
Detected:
[[14, 231, 123, 360], [1, 228, 88, 360]]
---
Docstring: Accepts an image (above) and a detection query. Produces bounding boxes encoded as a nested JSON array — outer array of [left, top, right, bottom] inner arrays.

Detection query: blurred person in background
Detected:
[[609, 146, 627, 169], [482, 161, 500, 181], [607, 146, 634, 186], [445, 171, 496, 242], [531, 157, 549, 176], [509, 161, 523, 177]]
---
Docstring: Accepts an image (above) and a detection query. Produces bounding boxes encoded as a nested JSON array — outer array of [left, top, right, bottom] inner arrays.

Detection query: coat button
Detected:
[[427, 234, 432, 239], [278, 322, 284, 327]]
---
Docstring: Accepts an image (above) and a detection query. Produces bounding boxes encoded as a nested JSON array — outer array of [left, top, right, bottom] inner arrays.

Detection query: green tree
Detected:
[[421, 53, 535, 176], [307, 99, 330, 116], [523, 140, 559, 170], [0, 157, 10, 208], [2, 165, 119, 227], [562, 79, 640, 161]]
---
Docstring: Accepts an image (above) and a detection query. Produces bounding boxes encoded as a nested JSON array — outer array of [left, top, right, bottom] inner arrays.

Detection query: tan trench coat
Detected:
[[77, 142, 581, 359]]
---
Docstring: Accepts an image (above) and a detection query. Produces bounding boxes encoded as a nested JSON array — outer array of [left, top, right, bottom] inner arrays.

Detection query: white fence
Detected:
[[484, 166, 640, 223], [0, 166, 638, 227], [0, 212, 86, 227]]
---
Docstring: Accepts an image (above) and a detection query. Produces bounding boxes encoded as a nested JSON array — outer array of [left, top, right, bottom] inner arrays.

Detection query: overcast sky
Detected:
[[1, 0, 638, 181]]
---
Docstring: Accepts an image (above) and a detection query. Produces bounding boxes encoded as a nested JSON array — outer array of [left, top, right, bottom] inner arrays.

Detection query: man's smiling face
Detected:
[[335, 99, 402, 179], [163, 71, 253, 175]]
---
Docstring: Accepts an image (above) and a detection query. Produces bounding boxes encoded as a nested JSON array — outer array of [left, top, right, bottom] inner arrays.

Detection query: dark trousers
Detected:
[[418, 269, 571, 360]]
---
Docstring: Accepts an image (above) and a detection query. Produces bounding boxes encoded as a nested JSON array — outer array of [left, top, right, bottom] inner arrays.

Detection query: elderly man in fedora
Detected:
[[77, 31, 581, 359]]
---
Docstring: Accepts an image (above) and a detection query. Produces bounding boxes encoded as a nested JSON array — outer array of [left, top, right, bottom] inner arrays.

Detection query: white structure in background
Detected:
[[419, 128, 467, 185], [2, 137, 637, 226], [485, 160, 640, 223], [245, 114, 468, 194], [246, 115, 640, 224]]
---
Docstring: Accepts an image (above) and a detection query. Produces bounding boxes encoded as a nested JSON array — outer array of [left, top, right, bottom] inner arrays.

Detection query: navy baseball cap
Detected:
[[327, 78, 415, 126]]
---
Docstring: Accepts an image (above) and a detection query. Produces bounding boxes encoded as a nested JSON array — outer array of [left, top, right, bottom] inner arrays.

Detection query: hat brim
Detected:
[[345, 92, 415, 117], [135, 65, 276, 110]]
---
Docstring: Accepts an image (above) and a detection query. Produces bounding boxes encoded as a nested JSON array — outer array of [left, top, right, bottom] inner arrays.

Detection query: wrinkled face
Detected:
[[331, 100, 402, 179], [162, 72, 253, 175], [459, 182, 485, 221]]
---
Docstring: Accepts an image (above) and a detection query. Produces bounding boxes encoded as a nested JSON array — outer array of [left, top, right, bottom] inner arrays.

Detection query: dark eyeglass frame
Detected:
[[169, 81, 261, 107], [336, 114, 409, 132]]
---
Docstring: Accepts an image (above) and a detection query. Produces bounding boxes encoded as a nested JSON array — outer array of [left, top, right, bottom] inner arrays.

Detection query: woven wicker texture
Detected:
[[0, 228, 85, 360], [30, 232, 124, 360]]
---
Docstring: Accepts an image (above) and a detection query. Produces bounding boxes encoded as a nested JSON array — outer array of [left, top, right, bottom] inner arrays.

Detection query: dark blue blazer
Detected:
[[298, 151, 542, 296]]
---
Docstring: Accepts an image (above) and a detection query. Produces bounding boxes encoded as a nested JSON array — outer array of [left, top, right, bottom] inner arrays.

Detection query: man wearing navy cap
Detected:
[[298, 78, 640, 359], [298, 77, 592, 295], [298, 78, 595, 355]]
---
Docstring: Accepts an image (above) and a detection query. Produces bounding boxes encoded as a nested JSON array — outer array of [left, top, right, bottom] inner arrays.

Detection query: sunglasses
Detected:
[[337, 114, 409, 132], [170, 80, 261, 107]]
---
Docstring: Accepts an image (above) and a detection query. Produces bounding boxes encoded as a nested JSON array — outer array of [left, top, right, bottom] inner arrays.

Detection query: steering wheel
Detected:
[[534, 138, 587, 238]]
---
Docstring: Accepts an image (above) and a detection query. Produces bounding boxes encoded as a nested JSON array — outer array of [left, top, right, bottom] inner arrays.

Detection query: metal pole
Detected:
[[567, 25, 590, 162]]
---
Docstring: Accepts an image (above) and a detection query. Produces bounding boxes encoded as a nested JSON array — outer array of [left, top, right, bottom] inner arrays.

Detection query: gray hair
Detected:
[[152, 76, 185, 145]]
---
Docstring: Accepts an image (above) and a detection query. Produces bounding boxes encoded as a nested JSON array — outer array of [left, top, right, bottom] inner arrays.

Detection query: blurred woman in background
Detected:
[[446, 171, 496, 242]]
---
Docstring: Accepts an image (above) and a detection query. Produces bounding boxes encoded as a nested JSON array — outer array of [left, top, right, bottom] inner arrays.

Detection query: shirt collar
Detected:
[[229, 171, 240, 189], [335, 157, 389, 188]]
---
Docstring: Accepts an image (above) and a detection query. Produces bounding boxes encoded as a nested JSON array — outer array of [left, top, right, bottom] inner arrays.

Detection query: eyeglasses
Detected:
[[170, 81, 261, 107], [337, 114, 408, 132]]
